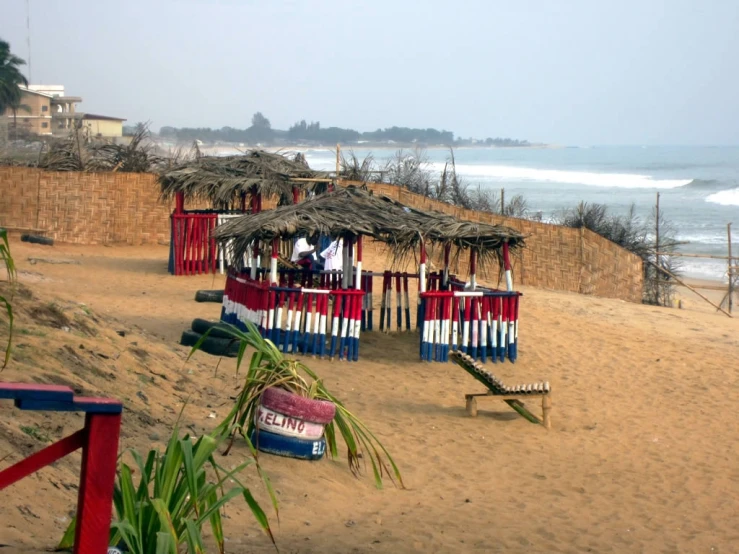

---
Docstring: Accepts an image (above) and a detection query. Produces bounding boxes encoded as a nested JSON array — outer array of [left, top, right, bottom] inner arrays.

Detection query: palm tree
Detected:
[[0, 39, 29, 143]]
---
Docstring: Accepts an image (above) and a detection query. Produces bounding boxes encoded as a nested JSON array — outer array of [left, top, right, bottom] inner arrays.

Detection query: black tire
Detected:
[[179, 330, 240, 357], [191, 318, 236, 339], [21, 234, 54, 246], [194, 290, 224, 303]]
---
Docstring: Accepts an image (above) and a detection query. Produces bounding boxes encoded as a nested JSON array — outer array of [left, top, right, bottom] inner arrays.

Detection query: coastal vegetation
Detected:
[[159, 112, 531, 148]]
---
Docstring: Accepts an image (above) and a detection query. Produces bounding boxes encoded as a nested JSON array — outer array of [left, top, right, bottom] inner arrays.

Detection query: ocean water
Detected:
[[302, 146, 739, 282]]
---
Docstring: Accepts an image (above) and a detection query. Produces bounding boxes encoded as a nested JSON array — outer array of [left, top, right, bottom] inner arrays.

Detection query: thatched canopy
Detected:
[[214, 186, 525, 270], [158, 150, 332, 208]]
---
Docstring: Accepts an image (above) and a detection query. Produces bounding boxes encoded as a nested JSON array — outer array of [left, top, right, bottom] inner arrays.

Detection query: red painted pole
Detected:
[[194, 216, 202, 275], [186, 216, 194, 276], [292, 185, 300, 204], [74, 413, 122, 554], [175, 191, 184, 214], [211, 215, 218, 275]]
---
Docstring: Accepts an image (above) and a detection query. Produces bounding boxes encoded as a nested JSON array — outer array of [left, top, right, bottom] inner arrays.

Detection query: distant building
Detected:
[[3, 85, 125, 139], [81, 114, 126, 138]]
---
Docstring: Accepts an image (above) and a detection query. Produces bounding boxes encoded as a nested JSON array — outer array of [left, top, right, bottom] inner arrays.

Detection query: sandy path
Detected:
[[1, 241, 738, 553]]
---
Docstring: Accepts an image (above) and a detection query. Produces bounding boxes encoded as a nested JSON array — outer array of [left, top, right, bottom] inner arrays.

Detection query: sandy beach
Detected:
[[1, 241, 738, 553]]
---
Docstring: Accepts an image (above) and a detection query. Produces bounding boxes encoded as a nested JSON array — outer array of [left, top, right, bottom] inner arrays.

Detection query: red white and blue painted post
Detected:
[[507, 294, 519, 361], [352, 291, 362, 361], [311, 292, 323, 355], [329, 290, 342, 359], [319, 292, 328, 358], [451, 295, 460, 353], [498, 294, 508, 362], [352, 237, 363, 360], [461, 296, 471, 354], [470, 298, 480, 360], [302, 292, 314, 354], [292, 291, 304, 354], [339, 293, 351, 361], [283, 291, 296, 353], [480, 296, 490, 363], [441, 294, 451, 361]]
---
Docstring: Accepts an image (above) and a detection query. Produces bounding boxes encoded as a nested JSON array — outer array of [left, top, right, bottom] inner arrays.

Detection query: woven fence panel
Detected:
[[0, 167, 174, 245], [0, 167, 42, 231]]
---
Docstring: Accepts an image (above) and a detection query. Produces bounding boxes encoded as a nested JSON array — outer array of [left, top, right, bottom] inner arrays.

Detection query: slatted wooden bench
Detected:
[[451, 352, 552, 429], [0, 383, 123, 554]]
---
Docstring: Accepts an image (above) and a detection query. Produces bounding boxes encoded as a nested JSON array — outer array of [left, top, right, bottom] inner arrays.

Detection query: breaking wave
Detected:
[[705, 187, 739, 206], [430, 163, 692, 189]]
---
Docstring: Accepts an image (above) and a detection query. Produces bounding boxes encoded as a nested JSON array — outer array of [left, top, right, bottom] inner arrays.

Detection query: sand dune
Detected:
[[1, 242, 737, 553]]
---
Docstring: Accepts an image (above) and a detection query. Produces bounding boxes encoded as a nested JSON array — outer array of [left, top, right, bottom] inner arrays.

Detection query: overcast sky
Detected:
[[3, 0, 739, 145]]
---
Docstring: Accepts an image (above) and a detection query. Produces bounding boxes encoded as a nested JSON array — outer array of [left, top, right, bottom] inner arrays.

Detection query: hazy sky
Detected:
[[3, 0, 739, 145]]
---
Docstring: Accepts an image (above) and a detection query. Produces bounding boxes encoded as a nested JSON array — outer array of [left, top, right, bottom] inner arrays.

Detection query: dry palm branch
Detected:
[[451, 351, 551, 428]]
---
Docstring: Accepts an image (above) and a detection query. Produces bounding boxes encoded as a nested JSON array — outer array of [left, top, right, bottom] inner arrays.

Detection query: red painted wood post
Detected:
[[175, 191, 185, 214], [74, 412, 122, 554]]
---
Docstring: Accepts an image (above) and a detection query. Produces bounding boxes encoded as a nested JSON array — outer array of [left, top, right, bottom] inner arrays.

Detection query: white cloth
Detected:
[[320, 239, 344, 271], [291, 238, 315, 263]]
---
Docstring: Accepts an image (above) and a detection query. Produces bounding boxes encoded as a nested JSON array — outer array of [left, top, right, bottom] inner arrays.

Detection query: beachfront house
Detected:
[[2, 85, 125, 139]]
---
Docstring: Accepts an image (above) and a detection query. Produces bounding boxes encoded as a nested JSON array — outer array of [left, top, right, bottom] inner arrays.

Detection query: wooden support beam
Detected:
[[0, 429, 86, 490], [646, 258, 732, 318]]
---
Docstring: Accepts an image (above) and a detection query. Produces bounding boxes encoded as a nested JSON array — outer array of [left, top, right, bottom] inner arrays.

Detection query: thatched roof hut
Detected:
[[214, 185, 525, 269], [158, 150, 332, 208]]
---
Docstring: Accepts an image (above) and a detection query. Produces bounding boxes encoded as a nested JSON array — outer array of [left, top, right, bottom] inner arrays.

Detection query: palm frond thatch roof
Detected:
[[158, 150, 332, 207], [214, 186, 525, 270]]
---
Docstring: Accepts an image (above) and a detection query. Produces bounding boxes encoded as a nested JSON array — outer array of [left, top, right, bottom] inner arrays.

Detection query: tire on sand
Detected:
[[194, 290, 224, 303], [179, 330, 240, 357], [254, 405, 325, 440], [249, 428, 326, 460], [260, 386, 336, 425], [21, 234, 54, 246], [191, 318, 235, 339]]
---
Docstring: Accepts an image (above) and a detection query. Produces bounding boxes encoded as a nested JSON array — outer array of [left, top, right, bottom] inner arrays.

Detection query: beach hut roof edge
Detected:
[[158, 149, 332, 206], [214, 186, 525, 268]]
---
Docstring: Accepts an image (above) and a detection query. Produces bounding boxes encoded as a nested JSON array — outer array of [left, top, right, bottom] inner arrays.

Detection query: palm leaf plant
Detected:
[[189, 321, 404, 489], [59, 418, 276, 553], [0, 228, 16, 368]]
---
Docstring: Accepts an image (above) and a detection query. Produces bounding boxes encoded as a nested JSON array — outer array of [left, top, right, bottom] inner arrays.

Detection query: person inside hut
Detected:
[[320, 237, 344, 273], [291, 234, 318, 271]]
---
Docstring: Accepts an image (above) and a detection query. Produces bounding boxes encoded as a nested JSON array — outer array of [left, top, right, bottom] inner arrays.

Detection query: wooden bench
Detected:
[[0, 383, 123, 554]]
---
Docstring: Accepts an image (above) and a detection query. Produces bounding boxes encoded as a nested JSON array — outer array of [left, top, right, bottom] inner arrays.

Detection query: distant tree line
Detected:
[[159, 112, 530, 147]]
